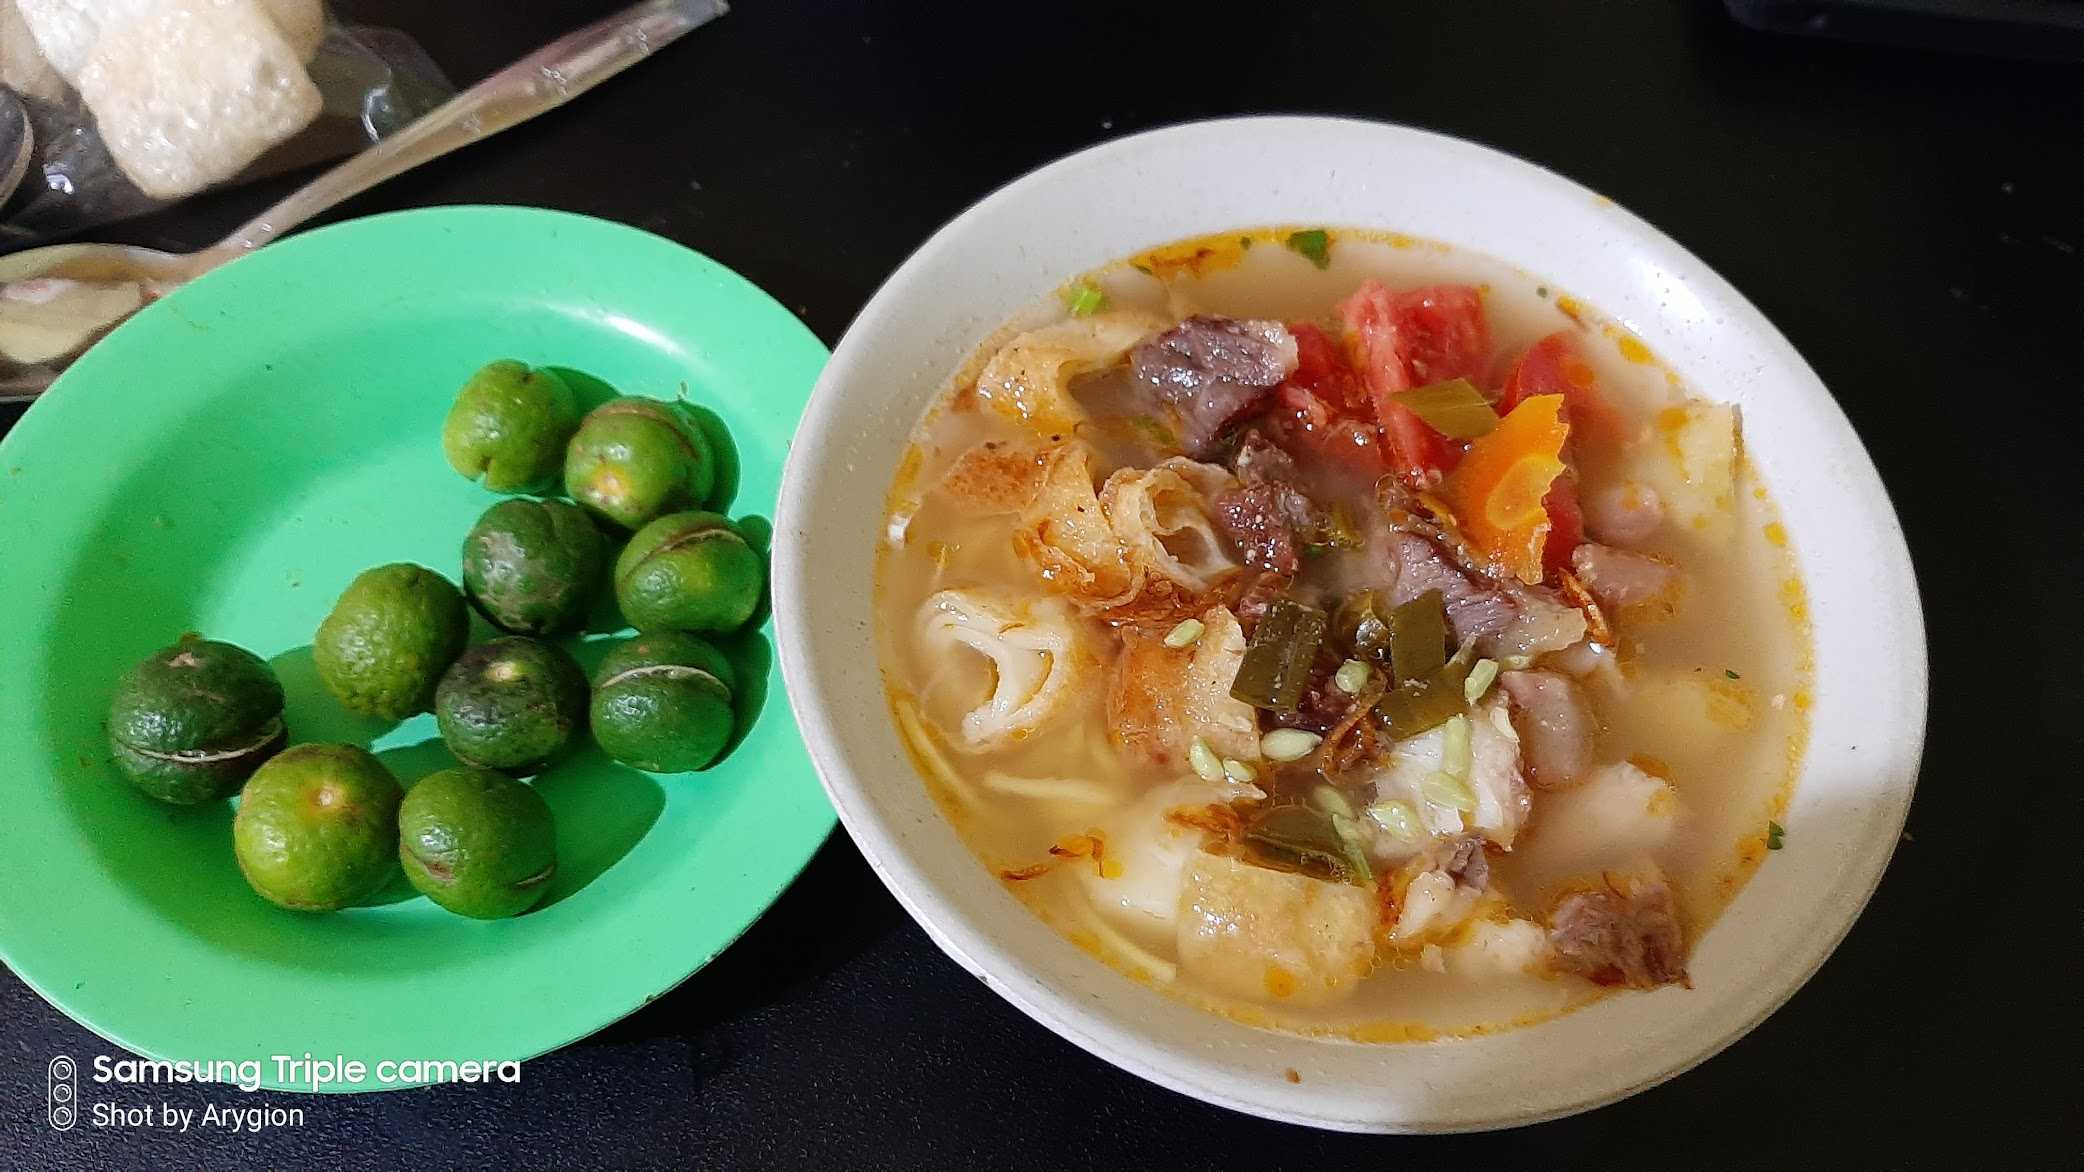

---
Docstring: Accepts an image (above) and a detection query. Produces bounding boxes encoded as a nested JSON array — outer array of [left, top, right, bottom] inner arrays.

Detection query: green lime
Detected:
[[433, 638, 588, 773], [107, 634, 287, 805], [590, 632, 737, 773], [613, 511, 762, 633], [460, 498, 606, 635], [564, 397, 714, 531], [313, 563, 470, 721], [440, 360, 581, 493], [232, 743, 403, 912], [398, 766, 558, 919]]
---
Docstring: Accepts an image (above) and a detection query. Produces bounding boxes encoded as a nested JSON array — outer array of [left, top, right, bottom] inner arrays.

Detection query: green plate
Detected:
[[0, 207, 833, 1090]]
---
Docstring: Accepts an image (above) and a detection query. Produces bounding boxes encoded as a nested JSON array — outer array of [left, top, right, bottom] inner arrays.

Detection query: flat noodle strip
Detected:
[[982, 771, 1118, 807], [893, 697, 980, 809], [1073, 900, 1179, 984]]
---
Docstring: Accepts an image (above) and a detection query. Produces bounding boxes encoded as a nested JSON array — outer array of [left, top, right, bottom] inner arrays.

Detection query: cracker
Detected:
[[12, 0, 101, 83], [2, 1, 71, 102], [75, 0, 321, 200], [259, 0, 324, 63]]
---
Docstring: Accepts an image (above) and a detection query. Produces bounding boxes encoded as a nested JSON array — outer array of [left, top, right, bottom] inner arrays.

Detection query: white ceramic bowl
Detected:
[[774, 117, 1924, 1132]]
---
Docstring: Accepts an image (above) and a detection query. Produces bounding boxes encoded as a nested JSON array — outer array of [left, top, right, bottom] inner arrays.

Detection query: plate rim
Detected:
[[0, 204, 836, 1091]]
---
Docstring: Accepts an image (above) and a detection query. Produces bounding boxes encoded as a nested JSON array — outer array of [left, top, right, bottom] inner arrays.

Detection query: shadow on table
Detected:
[[585, 829, 896, 1046]]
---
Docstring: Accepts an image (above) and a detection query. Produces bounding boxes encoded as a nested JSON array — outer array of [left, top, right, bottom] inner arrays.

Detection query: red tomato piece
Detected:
[[1500, 330, 1618, 449], [1338, 280, 1456, 483], [1267, 383, 1388, 480], [1262, 322, 1386, 479], [1389, 284, 1491, 386], [1501, 330, 1617, 574], [1542, 474, 1585, 578], [1287, 322, 1371, 415]]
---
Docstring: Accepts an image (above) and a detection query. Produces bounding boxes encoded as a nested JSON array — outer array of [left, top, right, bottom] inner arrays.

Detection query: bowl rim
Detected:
[[775, 115, 1927, 1132]]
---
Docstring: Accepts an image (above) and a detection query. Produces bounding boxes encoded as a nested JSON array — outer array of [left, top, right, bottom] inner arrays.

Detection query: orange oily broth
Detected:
[[877, 228, 1811, 1039]]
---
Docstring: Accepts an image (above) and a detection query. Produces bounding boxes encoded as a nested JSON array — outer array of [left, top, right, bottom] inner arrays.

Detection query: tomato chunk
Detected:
[[1287, 322, 1371, 415], [1338, 280, 1459, 483], [1262, 322, 1386, 479], [1542, 475, 1585, 578], [1500, 330, 1618, 450], [1500, 330, 1616, 572], [1389, 284, 1491, 386]]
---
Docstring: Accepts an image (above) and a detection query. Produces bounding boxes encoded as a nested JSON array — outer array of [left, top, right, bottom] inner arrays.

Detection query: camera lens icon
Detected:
[[48, 1056, 78, 1131]]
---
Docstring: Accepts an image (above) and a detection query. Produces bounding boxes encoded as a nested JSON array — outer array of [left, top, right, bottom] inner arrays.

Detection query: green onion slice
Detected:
[[1369, 799, 1423, 842], [1388, 589, 1449, 683], [1063, 281, 1108, 316], [1283, 229, 1332, 270], [1375, 641, 1477, 739], [1230, 598, 1327, 714], [1440, 714, 1472, 782]]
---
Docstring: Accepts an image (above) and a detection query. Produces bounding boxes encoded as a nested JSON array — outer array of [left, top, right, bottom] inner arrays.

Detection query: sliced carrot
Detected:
[[1439, 395, 1571, 584]]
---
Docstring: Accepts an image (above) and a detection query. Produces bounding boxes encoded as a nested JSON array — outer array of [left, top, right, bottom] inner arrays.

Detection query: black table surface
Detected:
[[4, 2, 2078, 1167]]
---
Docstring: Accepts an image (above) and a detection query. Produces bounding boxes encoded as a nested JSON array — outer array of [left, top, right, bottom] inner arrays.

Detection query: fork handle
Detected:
[[210, 0, 728, 259]]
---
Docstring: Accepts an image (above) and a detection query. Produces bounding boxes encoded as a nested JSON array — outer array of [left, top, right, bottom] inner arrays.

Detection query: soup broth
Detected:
[[876, 228, 1810, 1039]]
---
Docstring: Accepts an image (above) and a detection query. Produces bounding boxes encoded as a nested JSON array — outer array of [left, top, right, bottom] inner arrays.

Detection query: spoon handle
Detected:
[[212, 0, 729, 258]]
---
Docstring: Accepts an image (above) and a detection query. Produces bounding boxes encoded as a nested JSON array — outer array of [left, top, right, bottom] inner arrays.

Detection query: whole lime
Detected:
[[313, 563, 470, 721], [563, 397, 715, 531], [399, 766, 558, 919], [460, 498, 606, 635], [590, 632, 737, 773], [233, 743, 403, 911], [613, 511, 763, 634], [107, 634, 287, 804], [440, 360, 581, 493], [433, 638, 588, 773]]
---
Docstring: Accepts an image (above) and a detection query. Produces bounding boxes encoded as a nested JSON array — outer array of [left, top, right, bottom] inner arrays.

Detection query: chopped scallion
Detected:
[[1390, 378, 1500, 440], [1369, 799, 1422, 842], [1310, 784, 1358, 820], [1767, 821, 1785, 850], [1163, 618, 1206, 649], [1334, 659, 1371, 695], [1283, 228, 1332, 270], [1188, 737, 1224, 782], [1063, 281, 1108, 316], [1262, 728, 1323, 762], [1421, 770, 1476, 812], [1440, 715, 1472, 782], [1464, 658, 1500, 702]]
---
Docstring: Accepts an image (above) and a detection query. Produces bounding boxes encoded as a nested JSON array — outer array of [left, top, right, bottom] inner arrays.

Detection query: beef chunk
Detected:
[[1547, 865, 1689, 989], [1132, 316, 1298, 456], [1232, 568, 1294, 635], [1215, 431, 1318, 575], [1232, 428, 1301, 486]]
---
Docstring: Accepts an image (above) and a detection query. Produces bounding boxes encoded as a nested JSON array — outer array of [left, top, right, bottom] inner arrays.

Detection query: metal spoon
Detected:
[[0, 0, 727, 403], [0, 86, 30, 208]]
